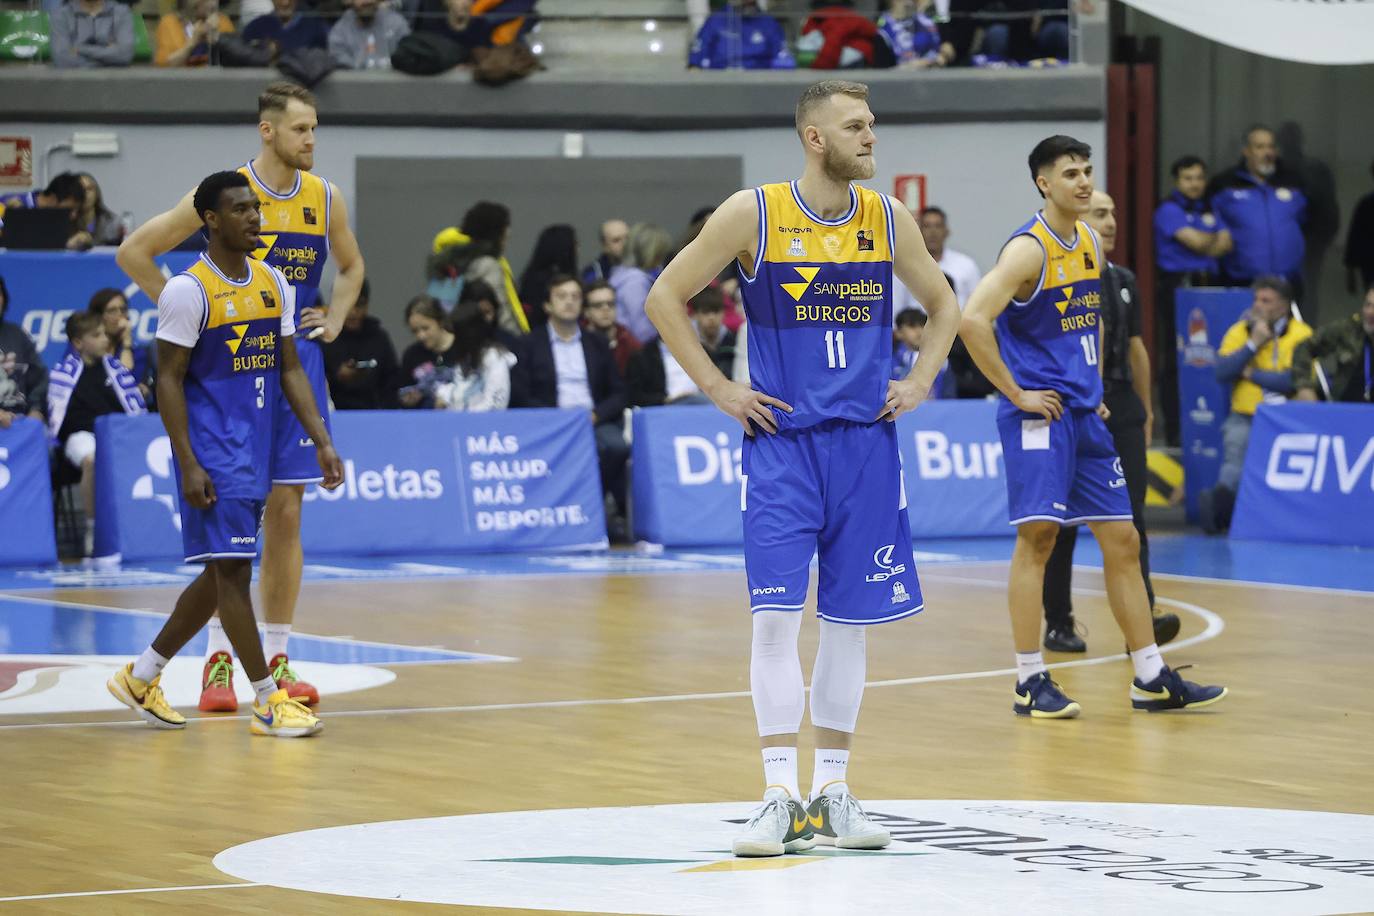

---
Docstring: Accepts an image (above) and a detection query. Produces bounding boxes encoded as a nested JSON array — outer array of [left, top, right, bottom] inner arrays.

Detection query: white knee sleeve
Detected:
[[809, 619, 867, 733], [750, 610, 805, 737]]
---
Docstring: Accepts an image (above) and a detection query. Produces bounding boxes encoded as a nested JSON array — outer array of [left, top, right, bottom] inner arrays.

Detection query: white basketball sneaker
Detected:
[[805, 782, 891, 849], [732, 786, 817, 858]]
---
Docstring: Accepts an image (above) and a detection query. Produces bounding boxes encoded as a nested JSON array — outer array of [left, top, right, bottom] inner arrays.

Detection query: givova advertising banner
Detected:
[[94, 409, 606, 561], [1231, 403, 1374, 549], [0, 416, 56, 565], [630, 401, 1009, 547]]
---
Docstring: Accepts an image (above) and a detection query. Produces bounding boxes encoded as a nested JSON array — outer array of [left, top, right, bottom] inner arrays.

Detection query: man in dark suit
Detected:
[[511, 274, 629, 538], [627, 287, 735, 407]]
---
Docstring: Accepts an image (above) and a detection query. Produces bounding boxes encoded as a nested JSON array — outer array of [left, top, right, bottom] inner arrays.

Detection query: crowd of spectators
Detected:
[[690, 0, 1072, 72]]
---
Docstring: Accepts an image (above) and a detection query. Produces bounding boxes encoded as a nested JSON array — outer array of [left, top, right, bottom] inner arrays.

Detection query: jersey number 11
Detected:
[[825, 330, 848, 369]]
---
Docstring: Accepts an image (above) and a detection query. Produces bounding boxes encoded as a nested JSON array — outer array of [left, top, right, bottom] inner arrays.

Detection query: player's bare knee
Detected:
[[210, 558, 253, 592], [1017, 521, 1059, 559], [266, 484, 305, 527], [1096, 521, 1140, 560]]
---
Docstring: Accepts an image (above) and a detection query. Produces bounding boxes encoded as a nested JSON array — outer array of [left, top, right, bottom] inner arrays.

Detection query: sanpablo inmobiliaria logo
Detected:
[[213, 800, 1374, 914]]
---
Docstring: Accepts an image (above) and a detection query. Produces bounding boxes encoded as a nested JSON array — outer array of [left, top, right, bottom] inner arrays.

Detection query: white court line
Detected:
[[0, 882, 263, 904], [0, 583, 1222, 733]]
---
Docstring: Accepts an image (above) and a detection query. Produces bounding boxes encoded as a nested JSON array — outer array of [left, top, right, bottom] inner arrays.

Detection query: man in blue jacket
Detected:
[[688, 0, 786, 70], [1207, 126, 1307, 296]]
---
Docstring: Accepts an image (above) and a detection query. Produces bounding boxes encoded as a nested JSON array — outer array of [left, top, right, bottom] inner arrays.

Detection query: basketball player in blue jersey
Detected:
[[118, 82, 365, 713], [646, 80, 960, 857], [960, 136, 1227, 718], [108, 171, 343, 737]]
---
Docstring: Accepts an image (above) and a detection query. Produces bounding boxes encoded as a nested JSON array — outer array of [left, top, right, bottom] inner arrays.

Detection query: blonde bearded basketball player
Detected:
[[118, 83, 365, 713], [646, 81, 959, 857]]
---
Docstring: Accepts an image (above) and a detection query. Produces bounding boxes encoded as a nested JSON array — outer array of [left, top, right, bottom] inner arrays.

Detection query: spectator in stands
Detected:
[[1198, 277, 1313, 533], [511, 275, 629, 539], [1154, 154, 1231, 446], [610, 222, 673, 344], [891, 308, 951, 396], [459, 278, 521, 354], [77, 174, 125, 246], [1293, 283, 1374, 404], [891, 206, 980, 313], [627, 287, 733, 407], [1029, 0, 1069, 60], [50, 0, 134, 68], [1343, 160, 1374, 292], [581, 280, 639, 377], [87, 288, 152, 402], [1208, 126, 1308, 295], [0, 275, 48, 429], [688, 0, 786, 70], [243, 0, 330, 57], [875, 0, 954, 69], [329, 0, 409, 68], [47, 312, 146, 555], [416, 0, 495, 55], [582, 219, 627, 284], [518, 224, 578, 328], [322, 279, 400, 410], [155, 0, 234, 66], [798, 1, 879, 69], [431, 201, 529, 335], [398, 295, 462, 409], [434, 299, 512, 411], [1, 173, 92, 250]]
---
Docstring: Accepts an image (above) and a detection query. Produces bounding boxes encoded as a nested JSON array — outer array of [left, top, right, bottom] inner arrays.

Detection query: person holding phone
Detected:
[[322, 279, 400, 409]]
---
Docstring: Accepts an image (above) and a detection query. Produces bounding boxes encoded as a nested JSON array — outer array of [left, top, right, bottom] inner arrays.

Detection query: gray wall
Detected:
[[3, 118, 1105, 338], [1121, 7, 1374, 322]]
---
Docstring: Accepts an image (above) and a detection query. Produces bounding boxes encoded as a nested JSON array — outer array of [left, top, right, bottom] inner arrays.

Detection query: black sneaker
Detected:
[[1131, 665, 1227, 711], [1152, 610, 1181, 645], [1044, 619, 1087, 653]]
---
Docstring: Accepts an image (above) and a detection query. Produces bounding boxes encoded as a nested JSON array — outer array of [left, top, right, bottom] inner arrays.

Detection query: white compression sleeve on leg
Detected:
[[750, 610, 805, 737], [809, 619, 867, 733]]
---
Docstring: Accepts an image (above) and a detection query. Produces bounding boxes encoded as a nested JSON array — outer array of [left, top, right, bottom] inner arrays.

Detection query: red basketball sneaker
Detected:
[[199, 651, 238, 712], [270, 654, 319, 707]]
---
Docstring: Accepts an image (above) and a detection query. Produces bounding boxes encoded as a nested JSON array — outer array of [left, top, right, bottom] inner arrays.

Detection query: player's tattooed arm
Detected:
[[646, 189, 793, 435], [279, 334, 344, 489], [155, 339, 216, 509], [117, 189, 202, 302], [959, 236, 1063, 421], [883, 199, 959, 421]]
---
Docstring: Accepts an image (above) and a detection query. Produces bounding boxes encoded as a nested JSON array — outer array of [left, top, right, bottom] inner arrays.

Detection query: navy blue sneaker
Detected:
[[1131, 665, 1228, 711], [1013, 671, 1081, 718]]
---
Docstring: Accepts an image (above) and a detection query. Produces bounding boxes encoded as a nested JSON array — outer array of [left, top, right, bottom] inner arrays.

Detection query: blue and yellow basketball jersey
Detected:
[[740, 181, 896, 430], [182, 255, 292, 499], [994, 213, 1105, 409], [238, 161, 331, 316]]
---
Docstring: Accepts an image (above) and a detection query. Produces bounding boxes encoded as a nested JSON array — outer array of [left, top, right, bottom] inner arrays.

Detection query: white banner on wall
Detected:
[[1117, 0, 1374, 65]]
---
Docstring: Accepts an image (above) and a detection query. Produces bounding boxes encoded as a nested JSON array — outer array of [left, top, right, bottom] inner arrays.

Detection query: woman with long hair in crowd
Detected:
[[609, 222, 673, 344], [434, 298, 513, 412], [517, 223, 578, 326], [78, 174, 125, 246], [398, 295, 463, 409]]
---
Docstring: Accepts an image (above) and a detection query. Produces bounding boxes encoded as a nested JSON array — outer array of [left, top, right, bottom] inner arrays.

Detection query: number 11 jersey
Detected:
[[739, 181, 897, 431]]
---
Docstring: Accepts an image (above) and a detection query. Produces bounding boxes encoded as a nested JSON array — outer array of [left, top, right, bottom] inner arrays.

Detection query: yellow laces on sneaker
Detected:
[[272, 694, 316, 719]]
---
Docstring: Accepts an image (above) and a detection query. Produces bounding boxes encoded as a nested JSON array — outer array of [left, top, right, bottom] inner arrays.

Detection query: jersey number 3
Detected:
[[825, 330, 848, 369], [255, 376, 266, 409]]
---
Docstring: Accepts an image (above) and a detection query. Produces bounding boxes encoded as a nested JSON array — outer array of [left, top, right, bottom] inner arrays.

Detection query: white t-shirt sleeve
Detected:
[[155, 274, 206, 348], [269, 265, 297, 337]]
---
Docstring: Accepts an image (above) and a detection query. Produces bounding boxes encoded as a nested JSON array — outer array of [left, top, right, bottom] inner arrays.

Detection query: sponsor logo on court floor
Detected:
[[213, 800, 1374, 915]]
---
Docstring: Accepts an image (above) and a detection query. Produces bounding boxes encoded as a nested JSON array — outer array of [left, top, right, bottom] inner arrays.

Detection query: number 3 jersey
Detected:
[[739, 181, 897, 431], [994, 213, 1105, 410], [155, 255, 297, 499]]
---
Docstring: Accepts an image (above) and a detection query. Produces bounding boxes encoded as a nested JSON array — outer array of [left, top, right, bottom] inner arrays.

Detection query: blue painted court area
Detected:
[[0, 537, 1367, 596], [0, 597, 504, 664]]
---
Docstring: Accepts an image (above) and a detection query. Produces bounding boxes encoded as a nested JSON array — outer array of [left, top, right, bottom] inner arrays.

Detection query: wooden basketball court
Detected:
[[1, 557, 1371, 913]]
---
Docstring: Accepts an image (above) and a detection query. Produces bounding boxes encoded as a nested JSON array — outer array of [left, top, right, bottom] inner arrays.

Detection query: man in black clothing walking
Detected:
[[1043, 190, 1180, 653]]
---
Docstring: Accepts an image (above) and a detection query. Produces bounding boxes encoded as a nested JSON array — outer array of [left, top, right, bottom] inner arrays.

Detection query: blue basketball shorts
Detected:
[[742, 419, 923, 625], [179, 496, 266, 563], [271, 334, 332, 486], [996, 404, 1133, 526]]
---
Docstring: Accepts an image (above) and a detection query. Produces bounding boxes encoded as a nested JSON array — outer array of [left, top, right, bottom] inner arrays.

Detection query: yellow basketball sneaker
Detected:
[[250, 688, 323, 738], [106, 663, 185, 729]]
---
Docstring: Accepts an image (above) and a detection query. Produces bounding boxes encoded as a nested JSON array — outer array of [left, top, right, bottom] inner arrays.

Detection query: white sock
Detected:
[[262, 623, 291, 660], [1131, 643, 1165, 683], [250, 675, 278, 706], [811, 749, 850, 799], [131, 647, 169, 684], [205, 619, 232, 659], [761, 747, 800, 801], [1015, 651, 1047, 684]]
